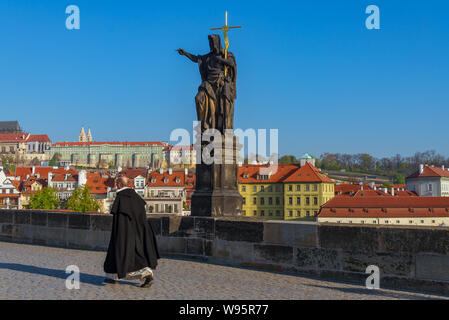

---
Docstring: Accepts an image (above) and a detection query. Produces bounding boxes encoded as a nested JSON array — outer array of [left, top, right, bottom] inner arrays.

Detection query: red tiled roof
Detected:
[[282, 162, 334, 183], [0, 133, 30, 143], [147, 171, 185, 187], [51, 173, 77, 182], [238, 164, 300, 184], [28, 134, 51, 143], [14, 166, 77, 180], [118, 169, 147, 179], [407, 166, 449, 179], [319, 196, 449, 218], [85, 173, 114, 194], [52, 141, 165, 147]]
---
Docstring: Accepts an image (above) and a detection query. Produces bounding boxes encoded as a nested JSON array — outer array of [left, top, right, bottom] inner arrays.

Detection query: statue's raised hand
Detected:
[[176, 48, 186, 56]]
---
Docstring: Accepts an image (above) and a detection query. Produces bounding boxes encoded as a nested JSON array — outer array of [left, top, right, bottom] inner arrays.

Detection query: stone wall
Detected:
[[1, 209, 449, 296]]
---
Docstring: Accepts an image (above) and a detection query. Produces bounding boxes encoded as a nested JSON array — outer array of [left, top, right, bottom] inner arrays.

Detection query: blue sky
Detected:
[[0, 0, 448, 158]]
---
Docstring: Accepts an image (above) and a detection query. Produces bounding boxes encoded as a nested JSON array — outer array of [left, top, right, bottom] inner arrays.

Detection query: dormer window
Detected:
[[164, 178, 168, 184]]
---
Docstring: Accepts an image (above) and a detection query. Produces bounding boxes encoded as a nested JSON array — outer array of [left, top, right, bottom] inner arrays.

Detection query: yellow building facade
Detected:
[[239, 162, 335, 220]]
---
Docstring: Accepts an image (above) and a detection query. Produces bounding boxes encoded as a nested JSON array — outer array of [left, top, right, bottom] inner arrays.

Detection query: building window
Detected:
[[288, 185, 292, 191], [261, 210, 265, 216], [296, 197, 301, 205], [428, 184, 432, 191], [276, 197, 280, 205], [288, 197, 292, 205], [241, 186, 246, 192], [269, 210, 273, 216], [253, 197, 257, 205], [306, 211, 310, 217], [268, 197, 273, 205], [261, 186, 264, 192], [396, 220, 400, 224], [253, 186, 257, 192], [306, 197, 310, 205], [296, 211, 301, 217], [276, 210, 280, 216], [313, 184, 317, 191], [275, 185, 280, 192], [268, 185, 273, 192], [313, 197, 318, 205], [296, 185, 301, 191], [253, 210, 257, 216], [305, 184, 310, 191], [242, 197, 246, 205], [260, 197, 265, 205], [289, 211, 293, 217]]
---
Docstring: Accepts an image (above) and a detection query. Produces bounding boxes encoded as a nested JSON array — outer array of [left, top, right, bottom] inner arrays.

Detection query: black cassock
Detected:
[[103, 188, 160, 279]]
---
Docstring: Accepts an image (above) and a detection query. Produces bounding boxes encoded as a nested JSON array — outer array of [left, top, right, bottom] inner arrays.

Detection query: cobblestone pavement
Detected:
[[0, 241, 447, 300]]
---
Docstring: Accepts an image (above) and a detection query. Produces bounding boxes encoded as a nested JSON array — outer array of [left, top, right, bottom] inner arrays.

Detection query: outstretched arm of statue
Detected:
[[176, 48, 199, 63]]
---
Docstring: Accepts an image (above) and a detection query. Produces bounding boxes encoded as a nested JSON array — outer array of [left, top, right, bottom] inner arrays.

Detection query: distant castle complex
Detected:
[[49, 127, 165, 169]]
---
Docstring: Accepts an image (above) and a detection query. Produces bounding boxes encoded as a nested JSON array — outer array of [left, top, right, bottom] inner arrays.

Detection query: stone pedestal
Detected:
[[191, 135, 243, 217]]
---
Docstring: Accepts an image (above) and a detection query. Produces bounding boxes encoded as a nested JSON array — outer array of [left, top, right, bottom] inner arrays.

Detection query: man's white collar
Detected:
[[116, 187, 131, 193]]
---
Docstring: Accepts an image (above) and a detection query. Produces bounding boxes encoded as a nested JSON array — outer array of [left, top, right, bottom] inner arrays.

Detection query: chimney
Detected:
[[185, 168, 188, 175], [443, 165, 445, 171], [160, 168, 164, 174], [391, 187, 395, 196], [383, 187, 388, 194], [419, 164, 424, 174], [32, 166, 35, 175], [78, 170, 87, 186], [48, 172, 53, 184], [169, 168, 173, 175]]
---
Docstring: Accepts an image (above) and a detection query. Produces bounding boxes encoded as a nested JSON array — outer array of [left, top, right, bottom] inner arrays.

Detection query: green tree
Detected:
[[382, 182, 394, 188], [27, 187, 60, 210], [66, 185, 100, 213], [279, 155, 297, 164], [393, 173, 405, 184]]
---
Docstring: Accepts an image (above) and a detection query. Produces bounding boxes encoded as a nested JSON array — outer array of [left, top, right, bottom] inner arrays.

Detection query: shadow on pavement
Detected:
[[302, 283, 445, 300], [0, 263, 136, 287]]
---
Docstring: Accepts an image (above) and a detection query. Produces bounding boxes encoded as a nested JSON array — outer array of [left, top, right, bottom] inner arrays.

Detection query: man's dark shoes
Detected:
[[103, 278, 118, 285], [140, 275, 154, 288]]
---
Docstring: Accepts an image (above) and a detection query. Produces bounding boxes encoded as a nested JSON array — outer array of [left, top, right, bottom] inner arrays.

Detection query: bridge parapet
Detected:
[[1, 209, 449, 296]]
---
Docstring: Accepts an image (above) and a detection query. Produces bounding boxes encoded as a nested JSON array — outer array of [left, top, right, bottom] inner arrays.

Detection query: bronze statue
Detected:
[[177, 34, 237, 133]]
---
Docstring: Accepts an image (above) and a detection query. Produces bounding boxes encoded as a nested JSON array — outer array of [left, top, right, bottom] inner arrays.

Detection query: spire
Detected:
[[79, 127, 86, 142], [87, 128, 92, 142]]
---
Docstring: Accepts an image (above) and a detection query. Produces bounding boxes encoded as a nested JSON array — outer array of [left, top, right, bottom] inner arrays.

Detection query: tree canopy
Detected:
[[66, 185, 100, 213], [27, 187, 60, 210]]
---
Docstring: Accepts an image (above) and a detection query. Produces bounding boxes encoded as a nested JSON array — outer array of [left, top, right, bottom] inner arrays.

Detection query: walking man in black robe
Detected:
[[103, 175, 160, 288]]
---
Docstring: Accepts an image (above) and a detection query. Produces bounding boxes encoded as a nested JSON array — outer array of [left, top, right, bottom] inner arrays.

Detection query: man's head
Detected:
[[116, 175, 129, 189]]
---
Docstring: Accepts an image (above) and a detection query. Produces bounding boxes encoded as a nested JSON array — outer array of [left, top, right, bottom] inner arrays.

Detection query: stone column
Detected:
[[191, 135, 242, 217]]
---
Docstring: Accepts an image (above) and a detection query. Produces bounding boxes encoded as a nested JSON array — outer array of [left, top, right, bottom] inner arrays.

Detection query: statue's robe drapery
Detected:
[[103, 188, 160, 279]]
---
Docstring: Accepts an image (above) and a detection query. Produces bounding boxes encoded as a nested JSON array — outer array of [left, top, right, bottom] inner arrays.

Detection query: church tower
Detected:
[[79, 127, 87, 142], [87, 128, 93, 142]]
